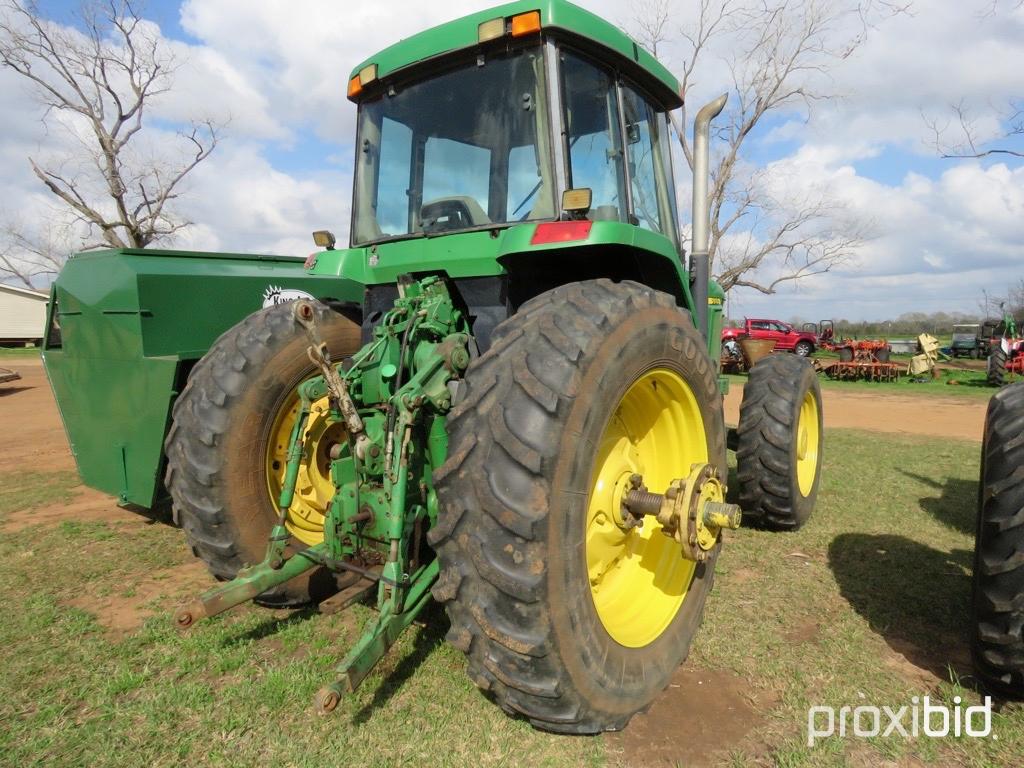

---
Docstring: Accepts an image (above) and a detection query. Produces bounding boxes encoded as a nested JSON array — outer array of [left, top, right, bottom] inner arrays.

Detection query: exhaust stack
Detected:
[[691, 93, 728, 341]]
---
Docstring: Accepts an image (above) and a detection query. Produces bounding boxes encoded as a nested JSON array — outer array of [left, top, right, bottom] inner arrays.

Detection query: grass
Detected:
[[0, 470, 79, 518], [1, 429, 1021, 767], [0, 346, 41, 359], [728, 365, 1006, 399]]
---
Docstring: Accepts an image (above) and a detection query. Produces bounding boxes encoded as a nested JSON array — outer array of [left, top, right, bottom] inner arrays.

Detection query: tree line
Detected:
[[725, 280, 1024, 338]]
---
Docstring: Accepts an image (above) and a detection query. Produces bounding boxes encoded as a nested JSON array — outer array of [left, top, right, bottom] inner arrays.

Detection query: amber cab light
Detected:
[[511, 10, 541, 37], [530, 220, 593, 245]]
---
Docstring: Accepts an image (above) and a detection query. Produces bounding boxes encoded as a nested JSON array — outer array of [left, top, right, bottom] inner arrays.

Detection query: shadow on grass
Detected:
[[221, 606, 320, 646], [351, 602, 448, 725], [899, 470, 979, 536], [829, 533, 972, 682], [120, 499, 176, 528]]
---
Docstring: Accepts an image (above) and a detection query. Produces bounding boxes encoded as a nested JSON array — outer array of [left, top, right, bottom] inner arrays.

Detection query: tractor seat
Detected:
[[589, 205, 620, 222], [420, 197, 491, 233]]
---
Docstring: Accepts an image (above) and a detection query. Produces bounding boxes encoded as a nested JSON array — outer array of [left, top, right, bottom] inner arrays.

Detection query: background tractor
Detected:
[[987, 303, 1024, 387], [44, 0, 824, 733]]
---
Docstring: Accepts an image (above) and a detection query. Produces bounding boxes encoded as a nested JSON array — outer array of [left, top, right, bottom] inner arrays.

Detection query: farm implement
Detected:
[[45, 0, 824, 733], [820, 338, 899, 382]]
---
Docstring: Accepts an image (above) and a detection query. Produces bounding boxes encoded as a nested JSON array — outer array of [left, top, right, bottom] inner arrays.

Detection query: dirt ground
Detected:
[[0, 358, 76, 473], [4, 359, 987, 476], [724, 381, 986, 442], [0, 357, 992, 765]]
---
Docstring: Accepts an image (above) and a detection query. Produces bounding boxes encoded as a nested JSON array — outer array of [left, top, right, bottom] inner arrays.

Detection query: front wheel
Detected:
[[989, 349, 1008, 387], [431, 280, 726, 733], [736, 354, 823, 530], [794, 340, 814, 357]]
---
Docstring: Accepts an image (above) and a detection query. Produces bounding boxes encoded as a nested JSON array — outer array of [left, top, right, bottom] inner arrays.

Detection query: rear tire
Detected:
[[875, 347, 891, 363], [971, 382, 1024, 696], [736, 354, 823, 530], [794, 340, 813, 357], [164, 301, 360, 606], [989, 349, 1008, 387], [431, 279, 726, 733]]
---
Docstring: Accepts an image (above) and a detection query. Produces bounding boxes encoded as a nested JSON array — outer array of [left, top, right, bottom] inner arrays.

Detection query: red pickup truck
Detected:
[[721, 318, 818, 357]]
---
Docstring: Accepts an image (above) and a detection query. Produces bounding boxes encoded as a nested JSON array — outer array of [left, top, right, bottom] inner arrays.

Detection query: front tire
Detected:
[[736, 354, 823, 530], [971, 382, 1024, 696], [989, 349, 1008, 387], [795, 340, 813, 357], [165, 301, 360, 606], [431, 280, 726, 733]]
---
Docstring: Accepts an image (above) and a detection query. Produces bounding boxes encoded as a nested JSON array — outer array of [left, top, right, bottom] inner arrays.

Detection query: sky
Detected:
[[0, 0, 1022, 321]]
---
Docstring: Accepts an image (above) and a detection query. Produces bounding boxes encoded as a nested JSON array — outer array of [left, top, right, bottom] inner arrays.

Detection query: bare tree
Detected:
[[0, 219, 70, 287], [0, 0, 219, 253], [632, 0, 905, 294], [925, 2, 1023, 159], [925, 99, 1024, 160]]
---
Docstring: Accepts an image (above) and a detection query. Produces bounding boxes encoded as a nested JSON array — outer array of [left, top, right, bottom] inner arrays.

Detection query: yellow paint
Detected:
[[796, 390, 820, 497], [265, 389, 346, 545], [585, 368, 707, 648]]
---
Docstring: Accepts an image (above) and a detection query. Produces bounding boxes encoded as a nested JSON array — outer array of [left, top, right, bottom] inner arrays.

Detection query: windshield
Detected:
[[352, 45, 555, 246]]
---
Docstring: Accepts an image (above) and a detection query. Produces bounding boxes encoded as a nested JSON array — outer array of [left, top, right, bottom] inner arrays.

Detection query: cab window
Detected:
[[621, 84, 674, 237], [560, 50, 626, 222]]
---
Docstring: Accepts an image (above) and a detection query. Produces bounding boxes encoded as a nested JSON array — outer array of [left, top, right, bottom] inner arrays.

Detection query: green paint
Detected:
[[42, 249, 362, 508], [349, 0, 681, 108], [335, 559, 440, 692]]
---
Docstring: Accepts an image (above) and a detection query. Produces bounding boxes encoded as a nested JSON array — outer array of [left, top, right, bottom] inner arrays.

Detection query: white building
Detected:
[[0, 283, 48, 344]]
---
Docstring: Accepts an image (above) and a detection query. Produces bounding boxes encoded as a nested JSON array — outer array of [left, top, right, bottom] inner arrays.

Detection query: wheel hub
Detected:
[[796, 390, 820, 497], [621, 464, 741, 563], [266, 390, 347, 545]]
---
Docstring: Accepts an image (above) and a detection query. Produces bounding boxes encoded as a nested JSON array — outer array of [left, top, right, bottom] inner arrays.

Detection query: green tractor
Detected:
[[157, 0, 824, 733]]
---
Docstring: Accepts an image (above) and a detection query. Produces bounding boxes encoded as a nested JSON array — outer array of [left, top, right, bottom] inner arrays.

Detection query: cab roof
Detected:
[[348, 0, 683, 109]]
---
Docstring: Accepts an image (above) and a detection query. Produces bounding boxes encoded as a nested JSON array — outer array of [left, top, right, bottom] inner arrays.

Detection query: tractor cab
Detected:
[[345, 1, 682, 253]]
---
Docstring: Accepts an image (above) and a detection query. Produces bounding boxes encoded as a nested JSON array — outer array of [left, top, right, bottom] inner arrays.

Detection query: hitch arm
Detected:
[[174, 544, 326, 629], [315, 559, 439, 712]]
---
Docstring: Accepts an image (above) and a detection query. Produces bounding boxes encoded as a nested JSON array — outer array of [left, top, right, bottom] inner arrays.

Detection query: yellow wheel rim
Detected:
[[586, 368, 708, 648], [796, 390, 820, 497], [265, 388, 346, 546]]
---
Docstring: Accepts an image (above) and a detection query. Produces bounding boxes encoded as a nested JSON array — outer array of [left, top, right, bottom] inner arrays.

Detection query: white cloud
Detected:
[[1, 0, 1021, 323], [172, 141, 350, 256]]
